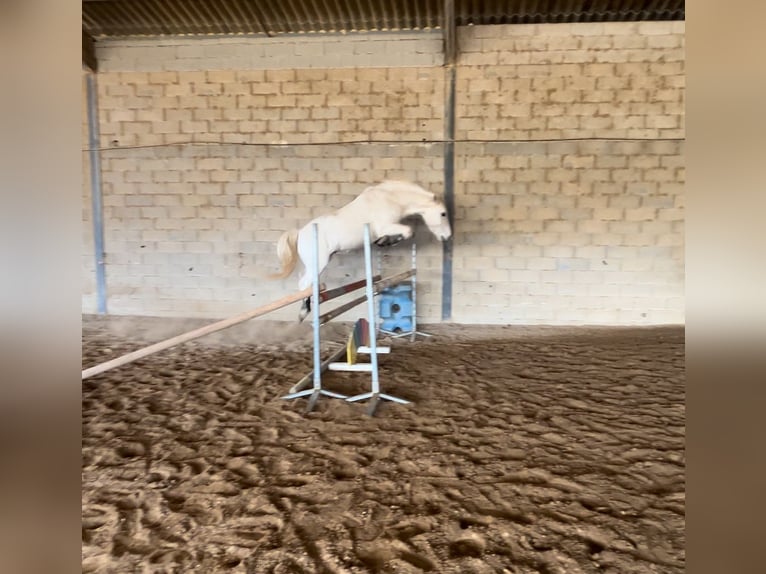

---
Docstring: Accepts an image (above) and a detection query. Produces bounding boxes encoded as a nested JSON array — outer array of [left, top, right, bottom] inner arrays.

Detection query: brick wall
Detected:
[[85, 33, 446, 320], [92, 143, 445, 320], [95, 66, 445, 147], [453, 21, 685, 324], [83, 22, 685, 324]]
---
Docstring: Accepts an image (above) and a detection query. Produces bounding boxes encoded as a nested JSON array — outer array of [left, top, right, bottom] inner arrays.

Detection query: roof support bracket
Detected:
[[82, 28, 97, 72]]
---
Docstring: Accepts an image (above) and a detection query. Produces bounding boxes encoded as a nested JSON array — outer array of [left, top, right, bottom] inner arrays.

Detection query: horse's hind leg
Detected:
[[299, 297, 311, 322], [374, 223, 413, 247], [296, 233, 331, 322]]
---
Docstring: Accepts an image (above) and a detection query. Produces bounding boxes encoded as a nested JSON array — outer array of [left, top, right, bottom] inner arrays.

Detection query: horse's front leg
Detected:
[[374, 223, 413, 247]]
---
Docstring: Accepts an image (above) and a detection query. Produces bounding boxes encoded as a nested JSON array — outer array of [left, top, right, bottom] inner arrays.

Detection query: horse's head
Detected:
[[420, 203, 452, 241]]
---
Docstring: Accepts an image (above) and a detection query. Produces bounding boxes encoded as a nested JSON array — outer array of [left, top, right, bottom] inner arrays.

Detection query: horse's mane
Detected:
[[374, 180, 442, 205]]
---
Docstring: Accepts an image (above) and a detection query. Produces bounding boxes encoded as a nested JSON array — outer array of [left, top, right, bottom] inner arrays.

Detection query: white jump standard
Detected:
[[281, 223, 351, 412], [343, 224, 409, 416]]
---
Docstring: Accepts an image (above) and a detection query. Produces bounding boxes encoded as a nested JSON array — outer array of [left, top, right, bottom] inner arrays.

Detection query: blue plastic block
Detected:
[[379, 284, 414, 333]]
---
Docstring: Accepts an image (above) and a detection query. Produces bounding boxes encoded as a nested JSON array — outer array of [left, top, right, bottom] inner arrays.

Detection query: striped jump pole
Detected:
[[319, 275, 381, 303], [317, 270, 414, 325]]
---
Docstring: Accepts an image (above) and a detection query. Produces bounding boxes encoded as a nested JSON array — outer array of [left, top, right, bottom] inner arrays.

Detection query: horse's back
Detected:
[[362, 180, 434, 204], [340, 181, 432, 217], [337, 184, 403, 221]]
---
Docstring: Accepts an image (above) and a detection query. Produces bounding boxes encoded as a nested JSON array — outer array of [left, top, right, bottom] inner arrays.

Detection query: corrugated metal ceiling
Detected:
[[82, 1, 685, 38]]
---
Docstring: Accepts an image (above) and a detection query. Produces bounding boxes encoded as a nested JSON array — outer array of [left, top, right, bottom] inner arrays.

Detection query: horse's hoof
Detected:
[[375, 234, 404, 247]]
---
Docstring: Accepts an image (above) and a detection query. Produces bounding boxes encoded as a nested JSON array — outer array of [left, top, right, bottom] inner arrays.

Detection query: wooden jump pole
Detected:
[[82, 286, 314, 380]]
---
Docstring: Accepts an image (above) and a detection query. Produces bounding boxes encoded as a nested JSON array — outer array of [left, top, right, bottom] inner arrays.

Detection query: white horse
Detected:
[[270, 180, 452, 321]]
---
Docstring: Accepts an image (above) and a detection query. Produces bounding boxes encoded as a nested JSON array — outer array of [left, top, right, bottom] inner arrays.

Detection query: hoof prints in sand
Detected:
[[82, 321, 684, 573]]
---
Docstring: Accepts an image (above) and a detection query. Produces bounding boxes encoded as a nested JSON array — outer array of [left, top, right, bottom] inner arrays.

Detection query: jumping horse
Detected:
[[270, 180, 452, 321]]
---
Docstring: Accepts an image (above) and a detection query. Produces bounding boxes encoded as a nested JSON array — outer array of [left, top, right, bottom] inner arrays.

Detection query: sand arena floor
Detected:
[[82, 316, 685, 573]]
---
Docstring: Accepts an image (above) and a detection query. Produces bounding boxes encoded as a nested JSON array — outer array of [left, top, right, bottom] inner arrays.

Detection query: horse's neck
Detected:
[[383, 183, 434, 217], [401, 198, 433, 217]]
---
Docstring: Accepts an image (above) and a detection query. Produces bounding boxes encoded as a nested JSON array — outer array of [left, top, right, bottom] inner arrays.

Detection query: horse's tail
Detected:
[[269, 229, 299, 280]]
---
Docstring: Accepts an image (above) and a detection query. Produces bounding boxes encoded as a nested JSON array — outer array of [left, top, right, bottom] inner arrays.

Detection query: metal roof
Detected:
[[82, 1, 685, 38]]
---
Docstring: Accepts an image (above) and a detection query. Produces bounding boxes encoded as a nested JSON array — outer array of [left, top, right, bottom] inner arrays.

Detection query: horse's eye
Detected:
[[440, 211, 446, 217]]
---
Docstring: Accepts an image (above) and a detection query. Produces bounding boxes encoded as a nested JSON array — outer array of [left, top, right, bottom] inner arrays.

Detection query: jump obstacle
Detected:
[[82, 223, 424, 416], [282, 223, 416, 416]]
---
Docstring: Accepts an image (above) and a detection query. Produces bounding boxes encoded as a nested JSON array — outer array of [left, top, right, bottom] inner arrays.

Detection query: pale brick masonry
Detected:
[[82, 22, 684, 324], [453, 21, 684, 324]]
